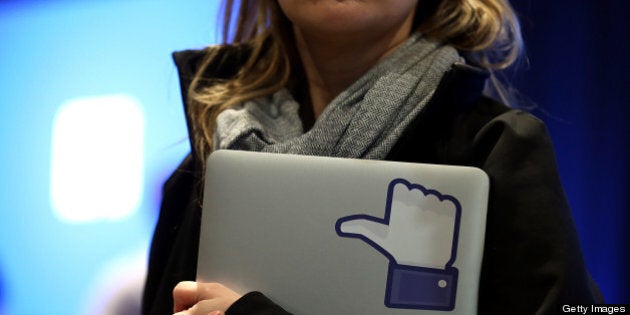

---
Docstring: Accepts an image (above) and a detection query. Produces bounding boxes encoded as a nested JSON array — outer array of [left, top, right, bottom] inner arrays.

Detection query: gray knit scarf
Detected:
[[214, 33, 460, 159]]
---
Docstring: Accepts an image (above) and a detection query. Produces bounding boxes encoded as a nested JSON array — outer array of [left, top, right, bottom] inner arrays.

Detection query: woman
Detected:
[[142, 0, 602, 314]]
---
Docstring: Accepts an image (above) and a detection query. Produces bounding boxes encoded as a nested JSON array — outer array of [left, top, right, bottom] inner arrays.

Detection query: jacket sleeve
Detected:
[[226, 292, 292, 315], [472, 110, 602, 314]]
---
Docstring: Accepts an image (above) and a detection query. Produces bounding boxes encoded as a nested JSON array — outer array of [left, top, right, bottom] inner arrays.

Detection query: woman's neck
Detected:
[[293, 16, 414, 119]]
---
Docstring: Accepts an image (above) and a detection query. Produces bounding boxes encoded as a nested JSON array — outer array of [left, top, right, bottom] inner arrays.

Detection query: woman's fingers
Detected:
[[173, 281, 200, 312], [172, 281, 241, 314]]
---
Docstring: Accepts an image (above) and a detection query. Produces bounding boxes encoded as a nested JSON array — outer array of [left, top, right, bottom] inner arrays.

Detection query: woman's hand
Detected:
[[173, 281, 242, 315]]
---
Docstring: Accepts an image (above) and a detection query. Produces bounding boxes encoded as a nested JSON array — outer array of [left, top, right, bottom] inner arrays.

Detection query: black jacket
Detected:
[[142, 47, 602, 315]]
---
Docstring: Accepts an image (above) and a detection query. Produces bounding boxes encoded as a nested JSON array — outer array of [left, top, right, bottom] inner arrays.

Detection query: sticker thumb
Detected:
[[337, 217, 390, 251]]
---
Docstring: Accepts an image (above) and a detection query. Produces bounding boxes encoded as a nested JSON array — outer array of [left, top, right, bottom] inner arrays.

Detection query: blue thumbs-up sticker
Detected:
[[336, 178, 462, 311]]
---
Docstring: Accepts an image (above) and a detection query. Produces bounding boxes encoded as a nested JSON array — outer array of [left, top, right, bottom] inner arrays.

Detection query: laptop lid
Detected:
[[197, 150, 489, 314]]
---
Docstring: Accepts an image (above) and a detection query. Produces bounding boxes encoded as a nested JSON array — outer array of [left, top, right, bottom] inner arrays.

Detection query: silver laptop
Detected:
[[197, 150, 489, 314]]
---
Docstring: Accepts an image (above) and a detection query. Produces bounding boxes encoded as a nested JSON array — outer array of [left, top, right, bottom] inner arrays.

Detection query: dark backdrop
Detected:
[[510, 0, 629, 303]]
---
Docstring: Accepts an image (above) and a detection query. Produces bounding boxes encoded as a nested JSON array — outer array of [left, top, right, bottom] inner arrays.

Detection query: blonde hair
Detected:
[[188, 0, 523, 163]]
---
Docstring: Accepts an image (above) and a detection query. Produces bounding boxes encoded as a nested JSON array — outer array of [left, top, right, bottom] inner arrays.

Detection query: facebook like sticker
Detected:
[[336, 178, 462, 311]]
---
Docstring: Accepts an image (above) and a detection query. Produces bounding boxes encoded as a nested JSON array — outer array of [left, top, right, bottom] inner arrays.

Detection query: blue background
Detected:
[[0, 1, 218, 314], [0, 1, 627, 314], [512, 0, 629, 304]]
